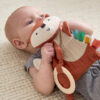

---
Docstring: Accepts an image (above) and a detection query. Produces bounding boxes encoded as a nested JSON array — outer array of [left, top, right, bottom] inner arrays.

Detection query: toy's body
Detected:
[[53, 23, 100, 99], [28, 16, 100, 100]]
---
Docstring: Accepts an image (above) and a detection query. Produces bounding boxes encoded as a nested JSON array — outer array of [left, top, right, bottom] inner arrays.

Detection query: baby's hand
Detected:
[[41, 43, 55, 63]]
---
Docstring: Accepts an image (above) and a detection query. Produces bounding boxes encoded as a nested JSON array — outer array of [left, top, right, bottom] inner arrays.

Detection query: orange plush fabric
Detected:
[[29, 16, 100, 100], [52, 21, 100, 100]]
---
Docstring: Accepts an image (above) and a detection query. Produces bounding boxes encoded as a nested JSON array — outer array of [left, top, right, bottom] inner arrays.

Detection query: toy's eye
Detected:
[[47, 19, 50, 21], [28, 20, 33, 24], [35, 33, 38, 35]]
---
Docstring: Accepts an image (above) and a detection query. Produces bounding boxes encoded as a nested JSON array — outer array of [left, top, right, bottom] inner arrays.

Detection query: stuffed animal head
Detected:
[[30, 16, 61, 48]]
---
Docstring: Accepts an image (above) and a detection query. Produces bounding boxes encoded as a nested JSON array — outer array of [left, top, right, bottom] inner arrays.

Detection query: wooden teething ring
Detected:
[[54, 66, 75, 94]]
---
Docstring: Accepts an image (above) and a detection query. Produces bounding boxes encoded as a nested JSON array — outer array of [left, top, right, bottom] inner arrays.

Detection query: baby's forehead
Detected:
[[7, 6, 42, 29], [16, 6, 42, 15], [10, 7, 40, 22]]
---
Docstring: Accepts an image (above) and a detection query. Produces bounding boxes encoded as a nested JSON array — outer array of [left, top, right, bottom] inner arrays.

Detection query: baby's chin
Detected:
[[25, 43, 39, 54]]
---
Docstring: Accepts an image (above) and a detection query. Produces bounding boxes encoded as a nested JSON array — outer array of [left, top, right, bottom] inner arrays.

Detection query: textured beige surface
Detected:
[[0, 0, 100, 100]]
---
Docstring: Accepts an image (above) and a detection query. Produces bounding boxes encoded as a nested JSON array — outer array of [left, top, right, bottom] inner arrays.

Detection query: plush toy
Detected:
[[27, 16, 100, 100]]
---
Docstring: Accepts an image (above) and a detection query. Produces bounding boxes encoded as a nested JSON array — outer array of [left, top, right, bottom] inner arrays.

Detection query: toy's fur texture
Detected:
[[29, 16, 100, 100]]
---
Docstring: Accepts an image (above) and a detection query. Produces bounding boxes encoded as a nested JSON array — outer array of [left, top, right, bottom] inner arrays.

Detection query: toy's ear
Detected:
[[12, 39, 27, 50], [62, 21, 72, 37], [45, 14, 50, 18]]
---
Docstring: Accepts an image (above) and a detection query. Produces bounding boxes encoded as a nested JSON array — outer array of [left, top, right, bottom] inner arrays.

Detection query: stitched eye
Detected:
[[47, 19, 50, 21], [28, 20, 33, 24], [35, 33, 38, 35]]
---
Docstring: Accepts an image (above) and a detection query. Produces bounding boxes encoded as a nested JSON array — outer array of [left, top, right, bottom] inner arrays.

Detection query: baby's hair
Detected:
[[5, 6, 29, 44]]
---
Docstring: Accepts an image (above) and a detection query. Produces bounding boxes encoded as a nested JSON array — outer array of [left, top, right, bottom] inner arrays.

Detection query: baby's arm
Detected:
[[29, 43, 55, 95], [67, 20, 93, 36]]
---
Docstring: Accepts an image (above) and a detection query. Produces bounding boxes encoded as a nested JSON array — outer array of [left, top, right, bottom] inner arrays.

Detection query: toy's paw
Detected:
[[45, 14, 50, 18], [33, 58, 41, 70], [54, 66, 75, 94]]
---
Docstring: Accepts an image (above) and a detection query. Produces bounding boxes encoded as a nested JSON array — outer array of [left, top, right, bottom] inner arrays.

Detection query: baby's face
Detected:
[[5, 6, 49, 53], [16, 6, 45, 44]]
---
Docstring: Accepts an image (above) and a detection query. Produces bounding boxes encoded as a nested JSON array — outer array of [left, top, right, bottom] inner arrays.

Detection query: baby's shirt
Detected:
[[24, 49, 100, 100], [24, 49, 41, 72]]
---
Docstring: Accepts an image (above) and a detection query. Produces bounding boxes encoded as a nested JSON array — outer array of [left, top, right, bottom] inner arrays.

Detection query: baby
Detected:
[[5, 6, 100, 100]]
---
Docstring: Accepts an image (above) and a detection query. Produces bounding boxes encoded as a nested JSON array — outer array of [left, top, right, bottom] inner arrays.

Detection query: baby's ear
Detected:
[[12, 39, 27, 50], [45, 14, 50, 18]]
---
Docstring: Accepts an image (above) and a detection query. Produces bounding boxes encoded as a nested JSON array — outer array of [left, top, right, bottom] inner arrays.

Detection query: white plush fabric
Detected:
[[0, 0, 100, 100], [31, 16, 60, 47]]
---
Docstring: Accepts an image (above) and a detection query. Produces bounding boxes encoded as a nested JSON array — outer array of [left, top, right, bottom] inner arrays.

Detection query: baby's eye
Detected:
[[40, 15, 44, 18], [28, 20, 33, 24]]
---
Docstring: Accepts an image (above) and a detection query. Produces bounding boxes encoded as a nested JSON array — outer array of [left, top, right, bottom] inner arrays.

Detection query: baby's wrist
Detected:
[[41, 58, 51, 65]]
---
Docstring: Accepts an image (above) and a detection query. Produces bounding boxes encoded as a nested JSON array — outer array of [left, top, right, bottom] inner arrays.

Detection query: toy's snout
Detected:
[[41, 23, 50, 32], [30, 16, 61, 48], [41, 24, 46, 28]]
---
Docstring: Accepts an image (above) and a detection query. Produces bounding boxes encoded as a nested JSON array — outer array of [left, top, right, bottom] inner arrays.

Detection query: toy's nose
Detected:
[[41, 24, 46, 28]]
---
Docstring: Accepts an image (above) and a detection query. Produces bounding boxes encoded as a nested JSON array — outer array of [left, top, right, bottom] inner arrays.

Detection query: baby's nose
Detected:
[[38, 16, 44, 21]]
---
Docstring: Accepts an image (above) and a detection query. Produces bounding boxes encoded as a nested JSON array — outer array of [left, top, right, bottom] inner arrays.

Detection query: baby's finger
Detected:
[[47, 46, 55, 52], [44, 43, 53, 46], [49, 51, 55, 57]]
